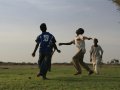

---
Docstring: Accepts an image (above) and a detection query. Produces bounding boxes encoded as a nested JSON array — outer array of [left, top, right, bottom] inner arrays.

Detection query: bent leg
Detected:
[[79, 51, 93, 75], [72, 51, 82, 73]]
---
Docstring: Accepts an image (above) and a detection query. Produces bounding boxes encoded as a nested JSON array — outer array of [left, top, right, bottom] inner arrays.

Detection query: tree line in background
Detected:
[[0, 62, 37, 65], [0, 59, 119, 65]]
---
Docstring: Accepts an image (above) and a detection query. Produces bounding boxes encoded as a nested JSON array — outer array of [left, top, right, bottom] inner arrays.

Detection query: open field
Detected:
[[0, 64, 120, 90]]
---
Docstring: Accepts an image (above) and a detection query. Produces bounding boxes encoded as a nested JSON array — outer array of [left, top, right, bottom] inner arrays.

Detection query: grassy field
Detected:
[[0, 64, 120, 90]]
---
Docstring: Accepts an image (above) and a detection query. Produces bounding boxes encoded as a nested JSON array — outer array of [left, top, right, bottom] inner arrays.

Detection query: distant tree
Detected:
[[110, 59, 119, 64]]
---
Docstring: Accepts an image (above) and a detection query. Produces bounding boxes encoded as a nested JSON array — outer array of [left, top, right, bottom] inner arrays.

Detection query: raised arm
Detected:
[[83, 36, 92, 40]]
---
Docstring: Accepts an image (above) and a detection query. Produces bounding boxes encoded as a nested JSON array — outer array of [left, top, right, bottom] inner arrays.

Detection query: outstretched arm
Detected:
[[83, 36, 92, 40], [32, 43, 39, 57], [59, 40, 74, 46]]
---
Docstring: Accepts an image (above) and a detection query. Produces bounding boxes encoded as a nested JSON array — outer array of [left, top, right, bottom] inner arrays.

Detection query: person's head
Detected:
[[76, 28, 84, 35], [94, 38, 98, 44], [40, 23, 47, 32]]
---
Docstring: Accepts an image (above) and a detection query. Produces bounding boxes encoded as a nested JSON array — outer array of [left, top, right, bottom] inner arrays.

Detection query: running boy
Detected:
[[32, 23, 60, 79], [90, 38, 103, 74], [59, 28, 93, 75]]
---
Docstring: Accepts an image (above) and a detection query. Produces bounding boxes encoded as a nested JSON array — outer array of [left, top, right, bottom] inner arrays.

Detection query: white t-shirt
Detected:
[[90, 45, 103, 61], [74, 35, 86, 52]]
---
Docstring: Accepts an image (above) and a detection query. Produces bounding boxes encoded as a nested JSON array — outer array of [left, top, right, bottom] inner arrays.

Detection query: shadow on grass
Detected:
[[50, 75, 120, 83], [0, 67, 9, 69], [51, 76, 81, 82], [80, 75, 120, 82]]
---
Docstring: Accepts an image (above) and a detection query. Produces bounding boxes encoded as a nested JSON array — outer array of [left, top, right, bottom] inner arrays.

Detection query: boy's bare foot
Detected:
[[74, 72, 81, 75], [37, 73, 43, 77], [88, 70, 94, 75], [42, 76, 49, 80]]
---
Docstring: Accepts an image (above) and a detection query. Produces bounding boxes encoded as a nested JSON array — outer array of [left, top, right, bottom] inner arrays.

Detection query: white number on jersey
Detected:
[[43, 35, 49, 42]]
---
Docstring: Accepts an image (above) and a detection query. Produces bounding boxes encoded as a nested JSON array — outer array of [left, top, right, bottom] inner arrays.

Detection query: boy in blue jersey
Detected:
[[32, 23, 60, 80]]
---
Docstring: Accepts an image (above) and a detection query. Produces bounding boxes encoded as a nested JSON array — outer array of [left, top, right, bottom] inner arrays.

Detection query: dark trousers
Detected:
[[72, 50, 91, 73], [38, 52, 52, 77]]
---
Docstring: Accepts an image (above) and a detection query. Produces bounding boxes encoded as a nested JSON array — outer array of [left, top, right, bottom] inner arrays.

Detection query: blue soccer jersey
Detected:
[[35, 32, 56, 53]]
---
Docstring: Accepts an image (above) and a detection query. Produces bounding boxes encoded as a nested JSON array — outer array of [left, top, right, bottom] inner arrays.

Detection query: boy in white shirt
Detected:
[[59, 28, 93, 75], [90, 38, 103, 74]]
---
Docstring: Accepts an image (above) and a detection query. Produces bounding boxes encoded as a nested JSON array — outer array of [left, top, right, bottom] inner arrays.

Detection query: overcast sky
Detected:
[[0, 0, 120, 63]]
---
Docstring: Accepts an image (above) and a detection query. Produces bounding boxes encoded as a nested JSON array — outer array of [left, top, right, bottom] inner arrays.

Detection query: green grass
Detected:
[[0, 65, 120, 90]]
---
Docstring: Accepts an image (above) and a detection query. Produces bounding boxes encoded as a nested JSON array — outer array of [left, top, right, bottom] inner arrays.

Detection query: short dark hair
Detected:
[[94, 38, 98, 43], [40, 23, 47, 32], [76, 28, 84, 35]]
